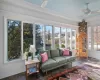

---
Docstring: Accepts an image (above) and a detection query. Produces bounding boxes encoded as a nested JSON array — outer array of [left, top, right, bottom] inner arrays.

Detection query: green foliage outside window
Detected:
[[23, 23, 33, 53], [8, 20, 21, 61]]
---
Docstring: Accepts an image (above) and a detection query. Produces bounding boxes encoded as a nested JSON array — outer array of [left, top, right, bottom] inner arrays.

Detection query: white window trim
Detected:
[[4, 17, 8, 63], [65, 28, 68, 48], [43, 25, 46, 50], [21, 21, 24, 59], [59, 27, 61, 48], [51, 26, 55, 49]]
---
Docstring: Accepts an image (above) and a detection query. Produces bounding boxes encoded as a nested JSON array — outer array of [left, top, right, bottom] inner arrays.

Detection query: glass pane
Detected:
[[35, 24, 44, 52], [61, 28, 66, 48], [72, 30, 76, 49], [55, 27, 60, 49], [45, 26, 52, 50], [23, 23, 33, 55], [67, 29, 71, 49], [7, 19, 21, 61], [88, 27, 91, 50], [94, 27, 98, 50]]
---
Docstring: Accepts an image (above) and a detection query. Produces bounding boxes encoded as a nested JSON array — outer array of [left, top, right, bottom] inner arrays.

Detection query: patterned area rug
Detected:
[[45, 66, 91, 80], [45, 62, 100, 80]]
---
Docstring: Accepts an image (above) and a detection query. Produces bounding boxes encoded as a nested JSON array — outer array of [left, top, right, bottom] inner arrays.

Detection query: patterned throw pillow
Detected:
[[63, 49, 69, 56]]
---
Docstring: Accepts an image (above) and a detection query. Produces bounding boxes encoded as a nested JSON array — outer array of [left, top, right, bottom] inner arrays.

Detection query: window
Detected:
[[45, 26, 52, 50], [88, 27, 91, 50], [67, 29, 71, 49], [94, 26, 100, 50], [54, 27, 60, 49], [23, 23, 33, 54], [72, 30, 76, 49], [61, 27, 66, 48], [7, 19, 21, 61], [35, 24, 44, 52]]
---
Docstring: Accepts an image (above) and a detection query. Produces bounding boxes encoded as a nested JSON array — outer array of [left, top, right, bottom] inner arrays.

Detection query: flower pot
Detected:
[[28, 56, 32, 61]]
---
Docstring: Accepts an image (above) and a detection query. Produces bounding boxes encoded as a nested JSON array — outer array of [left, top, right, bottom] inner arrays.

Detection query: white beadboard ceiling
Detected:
[[25, 0, 100, 21]]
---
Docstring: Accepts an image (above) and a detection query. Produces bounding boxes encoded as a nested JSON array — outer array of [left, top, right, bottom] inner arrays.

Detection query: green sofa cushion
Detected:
[[41, 59, 58, 71], [50, 50, 60, 58], [53, 57, 66, 65], [64, 56, 76, 62]]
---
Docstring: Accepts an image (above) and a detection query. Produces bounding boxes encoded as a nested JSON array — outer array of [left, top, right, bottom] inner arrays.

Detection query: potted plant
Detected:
[[24, 48, 29, 60], [26, 52, 33, 61]]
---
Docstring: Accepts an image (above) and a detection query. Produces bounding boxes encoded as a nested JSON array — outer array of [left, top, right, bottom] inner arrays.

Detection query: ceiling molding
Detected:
[[0, 0, 79, 28], [0, 0, 80, 22]]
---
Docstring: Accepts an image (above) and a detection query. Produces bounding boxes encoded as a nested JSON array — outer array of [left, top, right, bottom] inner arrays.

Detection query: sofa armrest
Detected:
[[69, 51, 72, 56]]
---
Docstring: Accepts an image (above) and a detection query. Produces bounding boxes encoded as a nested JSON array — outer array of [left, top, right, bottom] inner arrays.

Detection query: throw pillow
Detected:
[[63, 49, 69, 56], [40, 52, 48, 63]]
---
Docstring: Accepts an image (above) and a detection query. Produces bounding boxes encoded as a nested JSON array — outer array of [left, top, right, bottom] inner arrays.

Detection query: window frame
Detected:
[[93, 26, 100, 51], [4, 18, 23, 63]]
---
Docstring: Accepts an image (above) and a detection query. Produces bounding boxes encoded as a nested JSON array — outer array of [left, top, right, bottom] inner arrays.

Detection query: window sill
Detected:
[[4, 58, 25, 64]]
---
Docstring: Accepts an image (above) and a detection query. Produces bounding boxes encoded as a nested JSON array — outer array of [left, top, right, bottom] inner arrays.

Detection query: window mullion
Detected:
[[70, 29, 72, 50], [52, 26, 55, 49], [33, 24, 35, 47], [59, 27, 61, 48], [43, 25, 46, 50], [21, 21, 23, 59], [65, 28, 67, 48], [75, 30, 76, 49], [91, 27, 94, 50]]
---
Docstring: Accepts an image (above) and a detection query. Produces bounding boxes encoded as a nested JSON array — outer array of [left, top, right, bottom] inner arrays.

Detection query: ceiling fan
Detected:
[[41, 0, 48, 8], [82, 3, 100, 17]]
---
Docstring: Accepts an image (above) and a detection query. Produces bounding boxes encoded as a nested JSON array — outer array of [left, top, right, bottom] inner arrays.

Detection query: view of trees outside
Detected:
[[72, 30, 76, 49], [8, 19, 21, 61], [94, 26, 100, 50], [61, 28, 66, 48], [45, 26, 52, 50], [35, 24, 44, 52], [88, 27, 91, 50], [23, 23, 33, 54], [7, 19, 77, 61], [54, 27, 60, 49], [67, 29, 71, 49]]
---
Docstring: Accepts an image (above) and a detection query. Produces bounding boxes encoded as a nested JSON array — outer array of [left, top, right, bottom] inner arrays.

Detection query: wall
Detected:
[[0, 0, 78, 79]]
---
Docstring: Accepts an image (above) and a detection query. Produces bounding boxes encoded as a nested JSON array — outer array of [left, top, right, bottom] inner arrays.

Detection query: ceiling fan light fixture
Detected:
[[84, 8, 91, 14]]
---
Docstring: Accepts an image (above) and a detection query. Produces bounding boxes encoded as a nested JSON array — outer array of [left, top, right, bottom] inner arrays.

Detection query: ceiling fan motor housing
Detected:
[[84, 8, 91, 14]]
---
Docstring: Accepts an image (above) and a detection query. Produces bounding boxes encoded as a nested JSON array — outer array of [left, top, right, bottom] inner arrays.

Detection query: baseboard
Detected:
[[1, 72, 25, 80]]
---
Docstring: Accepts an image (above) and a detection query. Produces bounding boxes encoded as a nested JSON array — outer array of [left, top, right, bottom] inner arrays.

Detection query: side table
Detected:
[[25, 58, 40, 80]]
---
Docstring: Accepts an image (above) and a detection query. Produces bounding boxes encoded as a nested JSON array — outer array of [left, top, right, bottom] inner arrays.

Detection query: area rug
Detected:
[[46, 62, 100, 80], [46, 66, 89, 80]]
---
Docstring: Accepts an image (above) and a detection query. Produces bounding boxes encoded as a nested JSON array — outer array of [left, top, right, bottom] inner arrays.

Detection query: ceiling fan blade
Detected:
[[41, 0, 48, 8], [91, 10, 100, 14], [79, 12, 91, 19]]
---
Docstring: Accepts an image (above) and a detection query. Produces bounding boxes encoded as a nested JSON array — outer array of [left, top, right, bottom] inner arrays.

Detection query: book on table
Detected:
[[29, 67, 36, 73]]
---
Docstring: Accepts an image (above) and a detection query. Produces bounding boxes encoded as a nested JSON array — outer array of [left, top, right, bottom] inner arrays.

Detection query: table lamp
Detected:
[[29, 45, 36, 59]]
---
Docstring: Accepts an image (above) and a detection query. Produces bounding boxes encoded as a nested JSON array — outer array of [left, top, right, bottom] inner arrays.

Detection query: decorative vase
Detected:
[[28, 56, 32, 61]]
